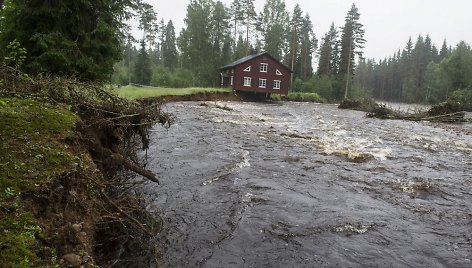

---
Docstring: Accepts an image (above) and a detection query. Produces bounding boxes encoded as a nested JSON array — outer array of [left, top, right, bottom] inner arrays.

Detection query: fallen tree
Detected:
[[339, 98, 468, 123], [366, 102, 467, 123]]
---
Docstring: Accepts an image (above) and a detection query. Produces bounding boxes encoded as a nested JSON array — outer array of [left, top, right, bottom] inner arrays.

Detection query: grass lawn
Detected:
[[115, 85, 232, 100]]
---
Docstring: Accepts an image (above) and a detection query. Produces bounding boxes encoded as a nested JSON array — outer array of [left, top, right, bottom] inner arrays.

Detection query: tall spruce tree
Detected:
[[230, 0, 245, 52], [297, 14, 317, 80], [285, 4, 304, 83], [317, 23, 339, 76], [259, 0, 288, 60], [338, 3, 365, 99], [138, 3, 158, 50], [439, 39, 449, 60], [162, 20, 178, 70], [179, 0, 214, 85], [240, 0, 257, 55], [234, 34, 246, 60], [0, 0, 142, 80], [210, 1, 231, 67], [134, 39, 152, 85]]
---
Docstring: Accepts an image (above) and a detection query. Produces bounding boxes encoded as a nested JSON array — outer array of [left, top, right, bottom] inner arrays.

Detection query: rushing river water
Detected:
[[139, 101, 471, 268]]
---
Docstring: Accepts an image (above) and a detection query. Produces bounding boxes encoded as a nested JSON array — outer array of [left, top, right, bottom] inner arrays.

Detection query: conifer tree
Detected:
[[439, 40, 449, 60], [162, 20, 178, 70], [0, 0, 142, 80], [259, 0, 288, 60], [240, 0, 257, 55], [134, 39, 152, 85], [338, 3, 365, 99], [317, 23, 339, 76], [284, 4, 304, 86], [297, 14, 317, 80], [234, 35, 246, 60], [178, 0, 213, 85], [138, 3, 158, 50], [210, 1, 231, 67], [230, 0, 245, 52]]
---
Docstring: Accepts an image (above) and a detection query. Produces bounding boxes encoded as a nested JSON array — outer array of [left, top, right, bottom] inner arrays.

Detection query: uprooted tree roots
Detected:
[[339, 98, 468, 123], [0, 64, 173, 266]]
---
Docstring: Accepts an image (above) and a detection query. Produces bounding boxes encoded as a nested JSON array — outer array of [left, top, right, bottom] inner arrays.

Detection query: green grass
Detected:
[[272, 92, 326, 103], [0, 97, 79, 266], [115, 85, 232, 100]]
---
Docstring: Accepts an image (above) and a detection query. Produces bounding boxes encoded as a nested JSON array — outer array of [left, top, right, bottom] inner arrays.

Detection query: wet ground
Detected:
[[138, 101, 472, 268]]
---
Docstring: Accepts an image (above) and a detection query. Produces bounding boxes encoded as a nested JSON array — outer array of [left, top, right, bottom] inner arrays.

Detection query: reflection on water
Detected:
[[139, 101, 472, 268]]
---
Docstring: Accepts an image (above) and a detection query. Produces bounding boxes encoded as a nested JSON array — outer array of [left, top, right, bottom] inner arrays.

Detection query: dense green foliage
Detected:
[[1, 0, 469, 106], [273, 92, 325, 103], [0, 0, 143, 80], [353, 37, 472, 108], [112, 0, 318, 88]]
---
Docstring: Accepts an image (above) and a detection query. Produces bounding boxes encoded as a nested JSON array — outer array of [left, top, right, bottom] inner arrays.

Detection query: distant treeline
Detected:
[[353, 36, 472, 107], [114, 0, 369, 101], [0, 0, 470, 106]]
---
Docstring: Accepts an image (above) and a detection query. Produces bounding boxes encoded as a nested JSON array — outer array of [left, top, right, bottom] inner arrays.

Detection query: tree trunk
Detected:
[[245, 14, 250, 56], [344, 37, 352, 99]]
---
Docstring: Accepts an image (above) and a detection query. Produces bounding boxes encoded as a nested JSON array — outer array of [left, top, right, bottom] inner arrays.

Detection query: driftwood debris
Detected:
[[339, 98, 468, 123]]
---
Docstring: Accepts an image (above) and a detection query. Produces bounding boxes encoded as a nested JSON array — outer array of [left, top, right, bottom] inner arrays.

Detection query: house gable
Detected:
[[219, 52, 292, 95]]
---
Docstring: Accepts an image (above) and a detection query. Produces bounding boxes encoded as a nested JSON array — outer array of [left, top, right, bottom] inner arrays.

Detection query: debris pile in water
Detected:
[[339, 98, 467, 123], [338, 98, 378, 111]]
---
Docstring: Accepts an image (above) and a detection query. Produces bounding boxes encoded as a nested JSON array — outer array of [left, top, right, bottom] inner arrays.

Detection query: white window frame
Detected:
[[259, 78, 267, 88], [243, 66, 251, 72], [260, 63, 268, 73], [276, 69, 283, 76], [273, 80, 281, 90], [244, 77, 252, 87]]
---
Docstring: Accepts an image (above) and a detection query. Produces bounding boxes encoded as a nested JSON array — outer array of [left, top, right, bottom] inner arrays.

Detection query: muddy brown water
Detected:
[[138, 101, 472, 268]]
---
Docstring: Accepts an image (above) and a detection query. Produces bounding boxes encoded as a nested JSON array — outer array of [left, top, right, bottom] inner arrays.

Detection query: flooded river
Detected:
[[139, 101, 471, 267]]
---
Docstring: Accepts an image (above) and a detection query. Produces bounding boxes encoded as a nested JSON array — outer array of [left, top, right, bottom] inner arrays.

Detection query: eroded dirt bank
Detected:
[[139, 101, 471, 267]]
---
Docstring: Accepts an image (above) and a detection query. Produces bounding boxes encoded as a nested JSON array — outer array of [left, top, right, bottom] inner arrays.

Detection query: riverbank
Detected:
[[116, 84, 326, 103], [0, 70, 169, 266], [0, 97, 102, 266]]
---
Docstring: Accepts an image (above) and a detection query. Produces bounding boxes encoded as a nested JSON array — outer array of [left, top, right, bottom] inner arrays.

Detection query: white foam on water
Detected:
[[202, 150, 250, 186]]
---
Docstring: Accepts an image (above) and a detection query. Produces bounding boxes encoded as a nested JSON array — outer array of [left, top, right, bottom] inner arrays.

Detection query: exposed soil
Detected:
[[0, 66, 169, 267]]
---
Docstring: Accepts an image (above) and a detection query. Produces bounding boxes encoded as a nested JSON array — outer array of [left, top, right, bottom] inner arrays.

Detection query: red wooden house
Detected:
[[219, 52, 292, 95]]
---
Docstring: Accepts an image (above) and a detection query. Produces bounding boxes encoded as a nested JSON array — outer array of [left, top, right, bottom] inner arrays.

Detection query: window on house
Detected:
[[273, 80, 281, 89], [260, 63, 268, 72], [259, 79, 267, 88], [244, 77, 252, 87], [276, 69, 283, 76], [243, 66, 251, 72]]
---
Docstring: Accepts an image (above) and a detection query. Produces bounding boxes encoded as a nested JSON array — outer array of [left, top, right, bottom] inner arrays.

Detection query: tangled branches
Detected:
[[0, 64, 174, 182], [338, 97, 467, 123]]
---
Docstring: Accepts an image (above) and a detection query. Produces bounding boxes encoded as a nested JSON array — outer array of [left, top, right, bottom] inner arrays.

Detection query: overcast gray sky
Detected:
[[141, 0, 472, 60]]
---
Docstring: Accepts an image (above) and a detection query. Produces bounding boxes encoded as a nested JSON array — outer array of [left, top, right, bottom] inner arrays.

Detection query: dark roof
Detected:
[[219, 51, 292, 72], [220, 52, 267, 69]]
